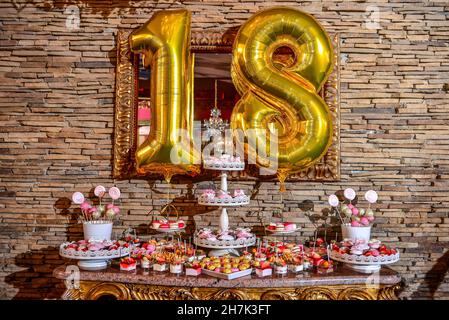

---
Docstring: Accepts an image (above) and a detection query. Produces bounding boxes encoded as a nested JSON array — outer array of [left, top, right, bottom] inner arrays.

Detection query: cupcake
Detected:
[[169, 221, 179, 229], [284, 222, 297, 231], [151, 220, 161, 229], [368, 239, 381, 249]]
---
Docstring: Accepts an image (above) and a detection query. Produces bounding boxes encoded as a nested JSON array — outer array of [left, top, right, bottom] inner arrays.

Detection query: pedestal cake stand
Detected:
[[330, 251, 400, 273], [59, 243, 131, 271], [195, 158, 255, 256]]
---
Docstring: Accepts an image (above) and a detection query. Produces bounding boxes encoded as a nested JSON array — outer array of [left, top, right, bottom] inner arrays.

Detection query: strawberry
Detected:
[[316, 238, 324, 246], [310, 252, 321, 260], [314, 258, 324, 266]]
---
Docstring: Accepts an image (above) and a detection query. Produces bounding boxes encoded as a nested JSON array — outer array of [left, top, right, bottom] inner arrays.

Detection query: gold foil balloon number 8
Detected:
[[230, 7, 334, 190]]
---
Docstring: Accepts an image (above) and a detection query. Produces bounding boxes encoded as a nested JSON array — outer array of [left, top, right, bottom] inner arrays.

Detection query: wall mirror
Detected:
[[135, 52, 238, 149], [114, 30, 340, 181]]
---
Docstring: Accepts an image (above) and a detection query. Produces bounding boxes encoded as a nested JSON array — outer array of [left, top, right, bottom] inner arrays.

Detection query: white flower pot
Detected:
[[83, 221, 113, 241], [341, 224, 371, 242]]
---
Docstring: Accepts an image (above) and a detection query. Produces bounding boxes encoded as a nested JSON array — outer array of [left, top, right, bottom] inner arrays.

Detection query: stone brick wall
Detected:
[[0, 0, 448, 299]]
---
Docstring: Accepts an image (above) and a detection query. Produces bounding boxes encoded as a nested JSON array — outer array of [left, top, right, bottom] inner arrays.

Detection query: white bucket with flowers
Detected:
[[72, 185, 121, 241], [328, 189, 378, 242]]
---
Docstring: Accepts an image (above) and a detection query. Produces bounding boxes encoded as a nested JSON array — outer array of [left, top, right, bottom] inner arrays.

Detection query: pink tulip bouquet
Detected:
[[72, 185, 121, 222], [328, 188, 378, 227]]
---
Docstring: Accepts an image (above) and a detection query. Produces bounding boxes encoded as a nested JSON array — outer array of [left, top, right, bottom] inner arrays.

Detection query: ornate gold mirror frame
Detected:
[[113, 29, 340, 181]]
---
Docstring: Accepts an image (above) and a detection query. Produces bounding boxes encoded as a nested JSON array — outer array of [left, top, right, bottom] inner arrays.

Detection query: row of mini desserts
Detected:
[[151, 218, 185, 230], [117, 238, 335, 275], [61, 239, 132, 252], [120, 249, 207, 272], [196, 227, 253, 241], [120, 251, 332, 277], [266, 222, 297, 232], [199, 189, 249, 203], [245, 245, 333, 274]]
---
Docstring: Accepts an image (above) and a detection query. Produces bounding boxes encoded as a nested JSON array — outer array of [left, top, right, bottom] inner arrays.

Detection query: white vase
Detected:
[[341, 224, 371, 241], [83, 221, 113, 241]]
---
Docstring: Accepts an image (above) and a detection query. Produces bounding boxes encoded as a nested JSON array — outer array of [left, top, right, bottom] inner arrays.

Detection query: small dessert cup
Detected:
[[141, 259, 151, 270], [274, 265, 288, 275], [288, 264, 304, 273], [185, 268, 201, 276], [153, 263, 167, 272], [256, 268, 272, 277], [151, 221, 161, 229], [170, 264, 183, 274], [120, 262, 136, 272]]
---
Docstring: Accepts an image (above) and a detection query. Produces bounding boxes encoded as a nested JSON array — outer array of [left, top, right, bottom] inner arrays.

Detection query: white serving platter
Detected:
[[264, 227, 300, 235], [203, 162, 245, 171], [193, 235, 256, 249], [201, 268, 253, 280], [198, 196, 250, 207]]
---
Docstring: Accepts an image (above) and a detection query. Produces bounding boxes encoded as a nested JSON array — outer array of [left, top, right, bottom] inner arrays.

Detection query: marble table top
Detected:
[[53, 264, 401, 288]]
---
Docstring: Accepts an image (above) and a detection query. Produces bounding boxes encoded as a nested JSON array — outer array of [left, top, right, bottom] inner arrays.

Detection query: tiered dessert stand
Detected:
[[195, 157, 256, 256]]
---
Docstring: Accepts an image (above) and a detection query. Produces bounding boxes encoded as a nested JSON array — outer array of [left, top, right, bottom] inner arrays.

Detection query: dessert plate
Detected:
[[264, 226, 300, 234], [193, 235, 256, 249], [149, 226, 186, 233], [201, 268, 252, 280]]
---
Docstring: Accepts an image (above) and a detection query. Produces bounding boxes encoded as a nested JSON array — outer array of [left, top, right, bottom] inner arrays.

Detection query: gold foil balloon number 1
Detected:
[[130, 9, 200, 183], [230, 7, 334, 191]]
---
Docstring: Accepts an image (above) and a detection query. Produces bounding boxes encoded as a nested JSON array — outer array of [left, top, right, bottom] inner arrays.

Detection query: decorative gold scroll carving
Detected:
[[113, 30, 340, 181], [61, 281, 400, 301], [113, 29, 136, 178]]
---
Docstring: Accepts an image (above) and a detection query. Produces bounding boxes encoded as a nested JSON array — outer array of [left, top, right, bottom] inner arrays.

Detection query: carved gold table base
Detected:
[[63, 281, 400, 300]]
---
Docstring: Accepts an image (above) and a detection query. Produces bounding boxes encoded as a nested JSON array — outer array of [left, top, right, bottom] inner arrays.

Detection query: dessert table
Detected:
[[53, 264, 401, 300]]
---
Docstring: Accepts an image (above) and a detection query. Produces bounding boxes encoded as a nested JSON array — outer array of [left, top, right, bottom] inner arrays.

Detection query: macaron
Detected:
[[169, 222, 178, 229]]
